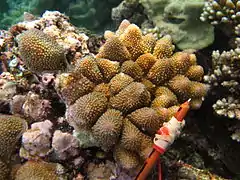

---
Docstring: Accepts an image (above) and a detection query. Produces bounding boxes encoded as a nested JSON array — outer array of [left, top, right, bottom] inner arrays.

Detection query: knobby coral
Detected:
[[56, 19, 208, 169]]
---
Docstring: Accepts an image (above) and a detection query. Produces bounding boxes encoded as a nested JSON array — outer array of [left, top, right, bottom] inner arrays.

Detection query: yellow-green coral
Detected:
[[120, 119, 145, 152], [96, 58, 120, 81], [110, 82, 151, 114], [96, 36, 130, 62], [127, 107, 164, 134], [119, 24, 145, 60], [15, 161, 66, 180], [185, 65, 204, 81], [57, 19, 208, 170], [135, 53, 157, 73], [75, 56, 103, 83], [66, 92, 108, 130], [92, 109, 123, 151], [55, 73, 95, 105], [114, 146, 140, 170], [121, 60, 144, 80], [17, 29, 68, 72], [109, 73, 134, 95], [0, 114, 27, 161]]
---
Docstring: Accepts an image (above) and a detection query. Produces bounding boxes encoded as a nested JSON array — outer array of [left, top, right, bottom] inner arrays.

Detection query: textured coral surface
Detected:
[[0, 114, 27, 179], [15, 161, 65, 180], [17, 28, 67, 72], [56, 20, 208, 169], [0, 115, 27, 161]]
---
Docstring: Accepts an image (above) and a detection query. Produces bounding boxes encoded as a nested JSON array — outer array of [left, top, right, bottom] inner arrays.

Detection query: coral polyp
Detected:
[[55, 19, 208, 169]]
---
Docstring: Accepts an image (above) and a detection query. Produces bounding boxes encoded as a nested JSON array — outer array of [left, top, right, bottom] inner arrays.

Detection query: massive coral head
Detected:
[[17, 28, 68, 73], [56, 19, 208, 170]]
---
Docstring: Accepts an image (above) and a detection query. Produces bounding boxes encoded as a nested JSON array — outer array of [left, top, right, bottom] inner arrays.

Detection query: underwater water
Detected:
[[0, 0, 240, 179]]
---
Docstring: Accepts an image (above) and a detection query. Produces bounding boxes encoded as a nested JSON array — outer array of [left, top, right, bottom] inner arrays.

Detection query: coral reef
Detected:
[[13, 11, 90, 67], [0, 75, 17, 101], [0, 10, 236, 179], [17, 28, 68, 72], [14, 160, 67, 180], [86, 161, 116, 180], [0, 115, 27, 179], [200, 0, 240, 25], [201, 0, 240, 142], [176, 162, 228, 180], [56, 19, 208, 169], [0, 115, 27, 161], [112, 0, 214, 50]]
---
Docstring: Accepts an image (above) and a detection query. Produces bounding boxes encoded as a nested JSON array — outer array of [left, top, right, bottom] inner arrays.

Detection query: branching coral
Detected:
[[56, 19, 208, 169], [201, 0, 240, 141]]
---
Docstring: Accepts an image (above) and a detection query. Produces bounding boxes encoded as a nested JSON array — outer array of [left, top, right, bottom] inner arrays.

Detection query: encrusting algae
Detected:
[[55, 19, 208, 170]]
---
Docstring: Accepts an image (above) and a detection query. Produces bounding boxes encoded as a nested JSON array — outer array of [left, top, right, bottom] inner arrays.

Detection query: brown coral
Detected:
[[0, 114, 27, 161], [185, 65, 204, 81], [17, 29, 68, 72], [119, 24, 145, 60], [96, 36, 130, 62], [57, 19, 208, 170], [127, 107, 164, 134], [75, 56, 103, 83], [0, 160, 9, 180], [55, 73, 95, 105], [114, 146, 140, 170], [110, 82, 151, 114], [15, 161, 65, 180], [66, 92, 108, 130], [92, 109, 123, 151]]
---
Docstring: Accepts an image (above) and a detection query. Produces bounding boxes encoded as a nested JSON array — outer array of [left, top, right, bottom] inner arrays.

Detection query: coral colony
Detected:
[[0, 1, 239, 178]]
